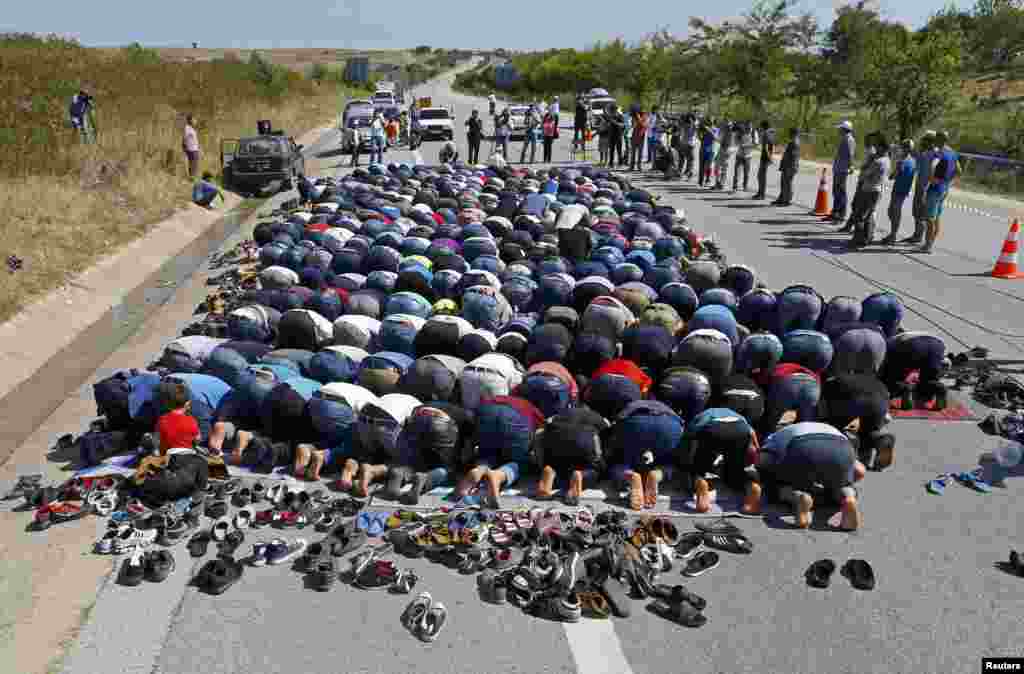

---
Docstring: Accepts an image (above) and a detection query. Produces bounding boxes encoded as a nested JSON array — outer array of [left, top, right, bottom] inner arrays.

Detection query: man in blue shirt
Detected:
[[921, 131, 960, 254], [192, 172, 224, 209], [827, 121, 856, 223], [880, 139, 917, 245]]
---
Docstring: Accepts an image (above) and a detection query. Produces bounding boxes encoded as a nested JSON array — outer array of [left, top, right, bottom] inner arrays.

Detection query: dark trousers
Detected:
[[543, 137, 554, 163], [630, 142, 643, 170], [850, 190, 882, 244], [699, 154, 711, 186], [609, 132, 624, 166], [777, 169, 796, 204], [685, 422, 752, 491], [468, 137, 481, 164], [681, 145, 695, 177], [832, 171, 850, 219], [755, 159, 770, 197]]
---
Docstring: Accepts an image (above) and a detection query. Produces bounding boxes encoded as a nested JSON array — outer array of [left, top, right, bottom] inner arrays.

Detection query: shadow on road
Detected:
[[315, 148, 346, 159]]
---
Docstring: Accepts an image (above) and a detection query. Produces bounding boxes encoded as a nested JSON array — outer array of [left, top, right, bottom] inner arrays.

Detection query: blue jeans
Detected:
[[371, 136, 384, 164], [760, 373, 821, 438]]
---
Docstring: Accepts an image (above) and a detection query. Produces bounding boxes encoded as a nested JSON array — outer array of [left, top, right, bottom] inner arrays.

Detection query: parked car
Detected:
[[589, 96, 618, 121], [507, 105, 531, 140], [417, 107, 454, 141], [341, 114, 375, 155], [372, 91, 396, 107], [342, 99, 375, 130], [221, 132, 305, 194]]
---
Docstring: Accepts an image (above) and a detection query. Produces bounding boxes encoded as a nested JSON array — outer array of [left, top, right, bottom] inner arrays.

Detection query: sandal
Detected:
[[417, 602, 447, 643], [650, 598, 707, 628], [392, 569, 419, 594], [401, 592, 433, 631], [926, 475, 949, 495], [955, 470, 992, 493]]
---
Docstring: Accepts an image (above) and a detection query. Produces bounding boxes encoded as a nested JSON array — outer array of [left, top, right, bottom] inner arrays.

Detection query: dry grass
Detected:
[[148, 47, 418, 72], [0, 35, 364, 323]]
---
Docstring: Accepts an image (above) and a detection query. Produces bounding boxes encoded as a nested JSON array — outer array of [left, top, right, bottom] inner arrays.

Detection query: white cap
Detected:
[[838, 120, 853, 131]]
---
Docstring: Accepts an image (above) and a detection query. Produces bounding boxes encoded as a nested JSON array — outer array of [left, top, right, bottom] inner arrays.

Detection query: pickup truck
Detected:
[[221, 132, 305, 194], [417, 107, 454, 141]]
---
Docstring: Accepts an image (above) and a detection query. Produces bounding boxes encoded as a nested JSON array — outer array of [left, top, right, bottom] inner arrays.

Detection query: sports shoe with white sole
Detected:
[[682, 551, 720, 577], [702, 533, 754, 555]]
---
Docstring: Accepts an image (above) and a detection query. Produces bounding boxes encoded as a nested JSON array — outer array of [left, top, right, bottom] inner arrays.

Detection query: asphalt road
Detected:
[[55, 71, 1024, 674]]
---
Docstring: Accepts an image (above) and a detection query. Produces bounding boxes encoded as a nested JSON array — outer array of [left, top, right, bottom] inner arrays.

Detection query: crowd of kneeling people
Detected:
[[99, 162, 951, 535]]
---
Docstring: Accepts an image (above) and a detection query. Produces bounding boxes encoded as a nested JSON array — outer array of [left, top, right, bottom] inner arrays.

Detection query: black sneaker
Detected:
[[694, 519, 741, 535], [145, 549, 176, 582], [674, 532, 705, 560], [529, 592, 582, 623], [702, 533, 753, 555], [682, 551, 720, 577]]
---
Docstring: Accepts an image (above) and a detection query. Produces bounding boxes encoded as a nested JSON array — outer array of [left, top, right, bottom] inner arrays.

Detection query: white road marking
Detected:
[[562, 620, 635, 674]]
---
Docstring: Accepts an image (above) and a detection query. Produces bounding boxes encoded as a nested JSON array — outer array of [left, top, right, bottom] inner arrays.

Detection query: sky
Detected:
[[2, 0, 945, 51]]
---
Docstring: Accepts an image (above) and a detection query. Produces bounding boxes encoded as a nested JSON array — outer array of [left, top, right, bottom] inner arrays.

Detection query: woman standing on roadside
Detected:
[[542, 112, 557, 163]]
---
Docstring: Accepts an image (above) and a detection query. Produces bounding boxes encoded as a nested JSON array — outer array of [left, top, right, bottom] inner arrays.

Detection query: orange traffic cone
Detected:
[[812, 169, 829, 216], [991, 220, 1023, 279]]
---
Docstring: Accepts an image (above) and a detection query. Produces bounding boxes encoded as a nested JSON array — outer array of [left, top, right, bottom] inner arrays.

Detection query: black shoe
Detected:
[[879, 237, 896, 246], [649, 598, 707, 628], [648, 583, 707, 610], [187, 532, 211, 558], [900, 236, 922, 244], [840, 559, 875, 591], [702, 533, 754, 555], [1010, 550, 1024, 576], [682, 551, 720, 577], [119, 551, 146, 586], [145, 549, 176, 582], [219, 529, 245, 557], [695, 519, 742, 535], [674, 531, 705, 560], [805, 559, 836, 588], [197, 555, 244, 595], [400, 472, 427, 506]]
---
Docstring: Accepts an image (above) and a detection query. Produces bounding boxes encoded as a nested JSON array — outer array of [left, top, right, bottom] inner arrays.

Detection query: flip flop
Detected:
[[401, 592, 433, 631], [650, 599, 707, 628], [418, 601, 447, 643], [926, 475, 949, 495], [805, 559, 836, 588], [955, 471, 992, 493], [841, 558, 876, 591]]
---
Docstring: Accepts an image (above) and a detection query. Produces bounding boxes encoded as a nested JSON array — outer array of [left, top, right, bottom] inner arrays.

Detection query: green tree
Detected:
[[860, 26, 965, 138]]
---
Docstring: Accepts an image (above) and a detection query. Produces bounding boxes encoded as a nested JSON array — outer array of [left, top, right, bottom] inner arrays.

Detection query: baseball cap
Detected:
[[837, 120, 853, 131]]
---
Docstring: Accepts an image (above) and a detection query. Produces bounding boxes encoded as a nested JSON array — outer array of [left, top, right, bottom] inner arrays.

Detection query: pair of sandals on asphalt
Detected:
[[805, 559, 875, 591], [926, 468, 991, 494], [402, 592, 448, 642]]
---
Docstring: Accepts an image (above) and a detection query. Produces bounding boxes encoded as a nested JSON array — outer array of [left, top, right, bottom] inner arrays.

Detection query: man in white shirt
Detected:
[[550, 96, 561, 126], [182, 115, 200, 179]]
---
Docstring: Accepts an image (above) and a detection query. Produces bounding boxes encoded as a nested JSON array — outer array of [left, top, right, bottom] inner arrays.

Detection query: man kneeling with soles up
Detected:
[[753, 422, 866, 531]]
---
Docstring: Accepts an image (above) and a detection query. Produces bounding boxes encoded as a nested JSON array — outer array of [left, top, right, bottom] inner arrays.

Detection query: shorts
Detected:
[[925, 189, 947, 219], [185, 150, 199, 161]]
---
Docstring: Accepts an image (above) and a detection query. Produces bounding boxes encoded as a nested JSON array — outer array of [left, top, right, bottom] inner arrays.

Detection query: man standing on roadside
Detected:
[[906, 130, 937, 245], [466, 109, 484, 165], [828, 121, 856, 224], [773, 127, 800, 206], [880, 139, 916, 245], [183, 114, 200, 179], [646, 105, 663, 168], [550, 95, 561, 128], [733, 121, 755, 191], [519, 104, 539, 164], [630, 107, 647, 171], [681, 114, 697, 179], [607, 103, 626, 167], [574, 96, 588, 150], [920, 131, 960, 254], [754, 120, 775, 199]]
